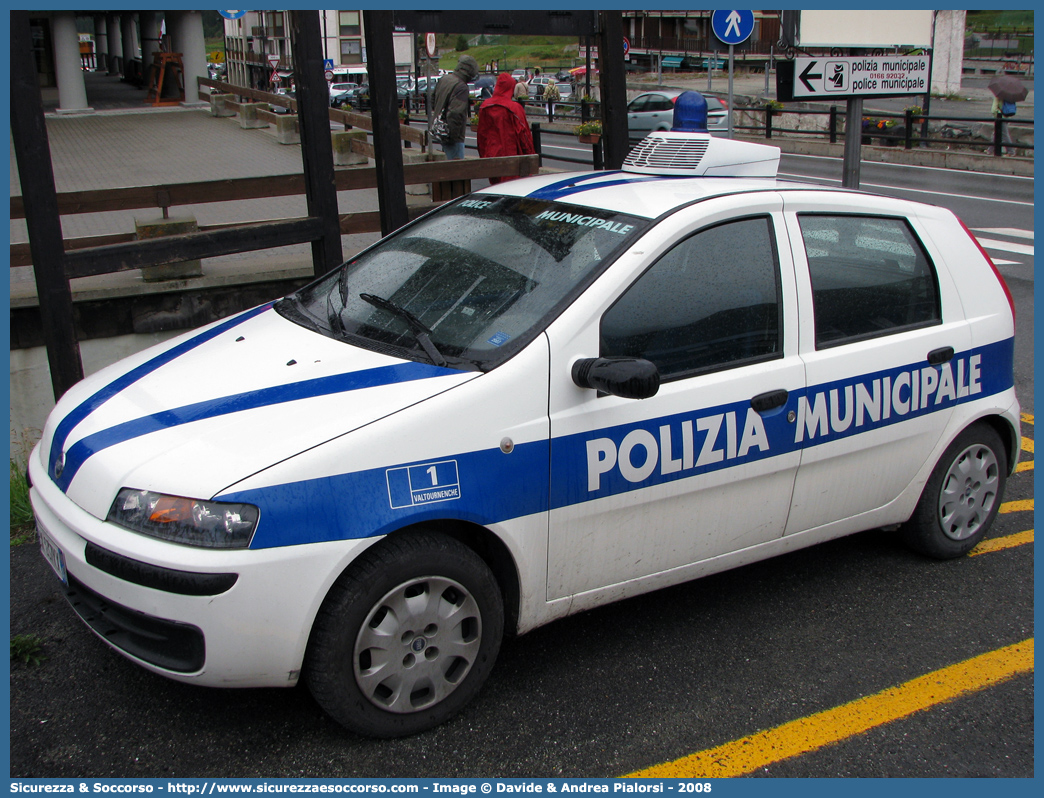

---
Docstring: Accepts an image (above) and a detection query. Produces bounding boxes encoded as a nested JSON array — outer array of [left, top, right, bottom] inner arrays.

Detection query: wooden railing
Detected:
[[198, 77, 426, 148], [10, 155, 540, 274]]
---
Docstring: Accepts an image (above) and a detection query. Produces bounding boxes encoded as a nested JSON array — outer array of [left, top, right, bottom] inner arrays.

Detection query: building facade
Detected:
[[222, 10, 414, 91]]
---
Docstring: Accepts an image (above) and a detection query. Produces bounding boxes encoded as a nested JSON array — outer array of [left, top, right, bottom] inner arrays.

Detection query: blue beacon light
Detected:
[[671, 90, 709, 133]]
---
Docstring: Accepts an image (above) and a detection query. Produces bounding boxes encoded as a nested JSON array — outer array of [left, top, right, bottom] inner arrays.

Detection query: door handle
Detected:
[[751, 389, 789, 414], [927, 347, 955, 366]]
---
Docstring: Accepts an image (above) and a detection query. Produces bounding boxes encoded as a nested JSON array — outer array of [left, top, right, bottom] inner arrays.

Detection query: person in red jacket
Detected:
[[477, 73, 536, 184]]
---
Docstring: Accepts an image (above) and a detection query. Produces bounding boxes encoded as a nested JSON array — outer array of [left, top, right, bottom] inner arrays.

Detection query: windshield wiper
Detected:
[[359, 293, 448, 368]]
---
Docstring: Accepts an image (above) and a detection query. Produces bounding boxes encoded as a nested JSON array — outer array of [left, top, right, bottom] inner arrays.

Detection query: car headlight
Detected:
[[107, 488, 259, 549]]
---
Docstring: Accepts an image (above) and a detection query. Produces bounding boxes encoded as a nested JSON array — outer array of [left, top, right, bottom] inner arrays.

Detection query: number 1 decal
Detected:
[[386, 460, 461, 508]]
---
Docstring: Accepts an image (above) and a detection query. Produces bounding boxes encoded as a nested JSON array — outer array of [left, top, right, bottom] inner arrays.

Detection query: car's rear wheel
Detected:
[[900, 422, 1007, 559], [306, 531, 504, 738]]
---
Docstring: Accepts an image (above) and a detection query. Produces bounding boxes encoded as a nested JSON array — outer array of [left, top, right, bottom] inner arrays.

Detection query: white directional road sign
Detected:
[[711, 10, 755, 45], [792, 55, 931, 98]]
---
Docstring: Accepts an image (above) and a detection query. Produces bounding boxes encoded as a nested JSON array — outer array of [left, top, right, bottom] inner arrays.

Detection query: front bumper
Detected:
[[29, 447, 378, 688]]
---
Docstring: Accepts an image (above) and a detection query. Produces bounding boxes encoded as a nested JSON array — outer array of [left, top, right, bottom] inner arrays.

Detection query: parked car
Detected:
[[528, 76, 574, 102], [469, 75, 495, 101], [343, 84, 409, 112], [527, 74, 554, 97], [31, 132, 1019, 740], [270, 89, 295, 115], [328, 82, 358, 108], [628, 89, 729, 140]]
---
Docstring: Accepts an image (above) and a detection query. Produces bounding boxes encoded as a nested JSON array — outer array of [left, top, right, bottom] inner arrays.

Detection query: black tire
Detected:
[[305, 531, 504, 738], [900, 422, 1007, 559]]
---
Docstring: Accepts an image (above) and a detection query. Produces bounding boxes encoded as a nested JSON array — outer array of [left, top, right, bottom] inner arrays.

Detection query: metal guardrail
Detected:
[[740, 106, 1033, 157]]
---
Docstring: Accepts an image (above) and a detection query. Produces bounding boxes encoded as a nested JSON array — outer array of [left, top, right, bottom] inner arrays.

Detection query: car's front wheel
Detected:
[[901, 422, 1008, 559], [306, 530, 504, 738]]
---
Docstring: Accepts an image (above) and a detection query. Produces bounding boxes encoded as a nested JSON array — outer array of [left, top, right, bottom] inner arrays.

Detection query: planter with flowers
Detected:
[[574, 120, 602, 144]]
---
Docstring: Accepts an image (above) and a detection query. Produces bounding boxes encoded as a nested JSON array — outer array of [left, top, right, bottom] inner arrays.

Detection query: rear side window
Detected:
[[601, 216, 782, 380], [798, 215, 941, 348]]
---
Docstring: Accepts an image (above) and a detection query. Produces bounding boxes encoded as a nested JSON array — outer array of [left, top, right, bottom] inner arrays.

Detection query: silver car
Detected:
[[627, 90, 729, 141]]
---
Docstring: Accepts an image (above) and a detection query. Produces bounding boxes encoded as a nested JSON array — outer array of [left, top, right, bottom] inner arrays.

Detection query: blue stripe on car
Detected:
[[222, 339, 1013, 550], [49, 304, 274, 489], [527, 172, 683, 202], [55, 362, 459, 492], [222, 440, 551, 549]]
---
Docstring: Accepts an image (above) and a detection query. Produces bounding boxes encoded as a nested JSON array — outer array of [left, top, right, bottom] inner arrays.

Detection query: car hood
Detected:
[[39, 304, 477, 520]]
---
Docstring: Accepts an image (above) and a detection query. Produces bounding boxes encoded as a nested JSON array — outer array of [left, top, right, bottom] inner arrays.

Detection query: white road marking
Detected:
[[975, 237, 1035, 256], [972, 228, 1034, 240], [782, 151, 1035, 181], [775, 173, 1034, 208]]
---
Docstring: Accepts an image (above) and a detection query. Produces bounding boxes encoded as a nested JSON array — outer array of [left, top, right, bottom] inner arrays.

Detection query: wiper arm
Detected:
[[359, 293, 448, 368]]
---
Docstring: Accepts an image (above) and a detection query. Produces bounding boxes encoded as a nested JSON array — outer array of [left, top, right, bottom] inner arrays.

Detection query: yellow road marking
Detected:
[[1000, 499, 1033, 514], [1021, 437, 1034, 454], [970, 529, 1033, 556], [626, 639, 1034, 779], [1015, 460, 1033, 473], [1021, 413, 1034, 425]]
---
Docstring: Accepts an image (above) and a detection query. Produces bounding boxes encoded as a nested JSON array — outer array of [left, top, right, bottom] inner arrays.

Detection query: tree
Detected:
[[455, 35, 469, 52]]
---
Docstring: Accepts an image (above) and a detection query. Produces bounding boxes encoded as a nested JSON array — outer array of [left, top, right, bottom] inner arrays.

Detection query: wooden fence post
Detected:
[[288, 11, 343, 277], [10, 10, 84, 400]]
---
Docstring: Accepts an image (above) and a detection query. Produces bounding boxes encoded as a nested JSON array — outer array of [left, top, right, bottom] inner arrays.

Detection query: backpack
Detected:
[[1001, 100, 1017, 117]]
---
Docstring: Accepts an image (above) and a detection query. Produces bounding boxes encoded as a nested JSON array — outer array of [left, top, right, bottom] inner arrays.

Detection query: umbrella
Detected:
[[988, 75, 1028, 103]]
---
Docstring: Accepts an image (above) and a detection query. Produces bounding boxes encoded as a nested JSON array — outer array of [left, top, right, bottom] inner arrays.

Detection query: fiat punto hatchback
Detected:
[[30, 132, 1019, 738]]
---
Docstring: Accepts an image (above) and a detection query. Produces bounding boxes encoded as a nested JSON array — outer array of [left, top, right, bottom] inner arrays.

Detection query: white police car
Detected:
[[30, 110, 1019, 738]]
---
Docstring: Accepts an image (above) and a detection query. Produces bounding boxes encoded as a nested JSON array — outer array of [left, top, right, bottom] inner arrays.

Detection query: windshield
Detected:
[[277, 195, 647, 370]]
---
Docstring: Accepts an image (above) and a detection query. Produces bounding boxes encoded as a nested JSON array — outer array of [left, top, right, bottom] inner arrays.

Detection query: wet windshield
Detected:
[[277, 195, 647, 370]]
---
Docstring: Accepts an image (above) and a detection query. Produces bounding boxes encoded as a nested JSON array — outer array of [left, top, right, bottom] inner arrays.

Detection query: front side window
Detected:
[[277, 197, 648, 371], [798, 214, 941, 348], [601, 216, 782, 380]]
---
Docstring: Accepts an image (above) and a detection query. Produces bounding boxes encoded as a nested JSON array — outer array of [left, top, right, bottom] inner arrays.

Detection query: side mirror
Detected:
[[571, 357, 660, 400]]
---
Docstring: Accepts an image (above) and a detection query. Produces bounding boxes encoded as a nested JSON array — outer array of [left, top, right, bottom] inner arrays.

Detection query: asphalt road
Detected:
[[9, 151, 1034, 780]]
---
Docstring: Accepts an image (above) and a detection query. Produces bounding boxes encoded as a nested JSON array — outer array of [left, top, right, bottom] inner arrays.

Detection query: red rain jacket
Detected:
[[477, 73, 536, 184]]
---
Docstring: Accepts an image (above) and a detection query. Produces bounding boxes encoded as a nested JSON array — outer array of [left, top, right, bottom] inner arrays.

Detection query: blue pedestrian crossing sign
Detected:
[[711, 10, 755, 46]]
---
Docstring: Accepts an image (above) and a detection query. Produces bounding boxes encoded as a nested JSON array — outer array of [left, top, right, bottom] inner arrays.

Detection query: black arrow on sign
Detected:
[[799, 61, 821, 93]]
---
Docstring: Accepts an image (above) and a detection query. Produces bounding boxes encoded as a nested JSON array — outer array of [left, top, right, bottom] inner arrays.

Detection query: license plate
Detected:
[[38, 527, 68, 585]]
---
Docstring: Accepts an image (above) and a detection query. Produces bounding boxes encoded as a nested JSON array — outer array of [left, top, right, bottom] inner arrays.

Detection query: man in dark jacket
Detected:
[[431, 54, 479, 160]]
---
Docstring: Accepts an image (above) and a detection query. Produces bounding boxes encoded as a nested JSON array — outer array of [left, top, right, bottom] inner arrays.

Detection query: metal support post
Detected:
[[727, 44, 734, 139], [842, 97, 863, 189], [597, 10, 629, 170]]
